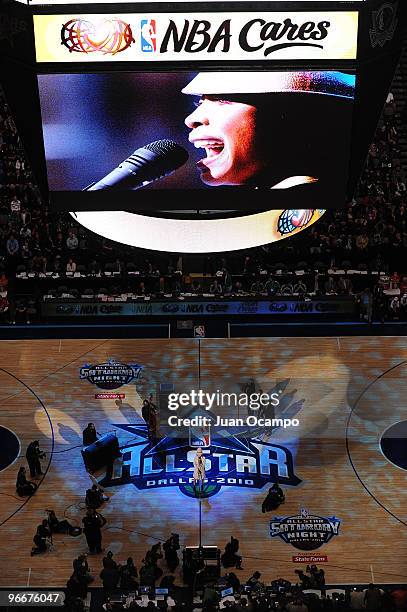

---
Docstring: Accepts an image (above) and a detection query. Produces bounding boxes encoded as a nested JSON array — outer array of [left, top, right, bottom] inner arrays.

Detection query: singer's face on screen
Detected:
[[184, 96, 264, 186]]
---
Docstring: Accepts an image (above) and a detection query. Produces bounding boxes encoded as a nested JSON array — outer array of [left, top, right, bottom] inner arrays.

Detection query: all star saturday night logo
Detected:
[[270, 508, 341, 550], [80, 359, 143, 390], [100, 424, 301, 499]]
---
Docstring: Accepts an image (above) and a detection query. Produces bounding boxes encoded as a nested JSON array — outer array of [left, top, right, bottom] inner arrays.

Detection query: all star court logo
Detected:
[[100, 424, 301, 499]]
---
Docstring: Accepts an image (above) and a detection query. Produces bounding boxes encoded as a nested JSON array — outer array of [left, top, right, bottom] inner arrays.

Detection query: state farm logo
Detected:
[[160, 17, 330, 56]]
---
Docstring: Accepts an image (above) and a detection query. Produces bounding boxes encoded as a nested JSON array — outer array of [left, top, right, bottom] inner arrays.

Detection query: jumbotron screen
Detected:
[[33, 7, 359, 212], [37, 69, 355, 211]]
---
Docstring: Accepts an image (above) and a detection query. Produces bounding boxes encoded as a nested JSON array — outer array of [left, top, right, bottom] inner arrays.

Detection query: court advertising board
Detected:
[[41, 298, 356, 317]]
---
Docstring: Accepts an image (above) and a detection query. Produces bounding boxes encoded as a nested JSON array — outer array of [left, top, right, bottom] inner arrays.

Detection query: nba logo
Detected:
[[141, 19, 157, 52], [190, 426, 211, 448]]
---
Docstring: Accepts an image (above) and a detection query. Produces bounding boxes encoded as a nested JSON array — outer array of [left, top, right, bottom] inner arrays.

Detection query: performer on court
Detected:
[[193, 447, 206, 493]]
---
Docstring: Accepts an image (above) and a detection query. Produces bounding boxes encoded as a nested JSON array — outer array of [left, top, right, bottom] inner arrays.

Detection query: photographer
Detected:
[[73, 554, 94, 585], [295, 565, 325, 589], [262, 483, 285, 513], [82, 508, 106, 554], [308, 565, 325, 588], [246, 571, 263, 592], [225, 571, 241, 593], [271, 578, 292, 593], [66, 573, 88, 603], [295, 569, 311, 589], [66, 557, 92, 604], [16, 467, 37, 497], [85, 484, 109, 509], [31, 519, 51, 556], [26, 440, 45, 478], [163, 533, 180, 572], [103, 551, 119, 570], [47, 509, 81, 537], [119, 557, 138, 592], [221, 536, 243, 570], [100, 563, 120, 594]]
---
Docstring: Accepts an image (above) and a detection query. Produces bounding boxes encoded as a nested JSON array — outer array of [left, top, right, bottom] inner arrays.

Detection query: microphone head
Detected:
[[143, 139, 188, 161], [129, 139, 189, 183]]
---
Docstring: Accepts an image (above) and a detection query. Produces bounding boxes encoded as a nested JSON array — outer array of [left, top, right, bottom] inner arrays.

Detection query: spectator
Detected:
[[66, 231, 78, 250], [287, 600, 309, 612], [391, 587, 407, 612], [209, 278, 223, 295], [88, 259, 100, 275], [359, 288, 373, 323], [246, 571, 263, 591], [0, 289, 9, 323], [265, 277, 280, 296], [337, 276, 352, 294], [10, 193, 21, 220], [325, 276, 337, 294], [389, 295, 400, 319], [293, 279, 307, 295], [364, 585, 383, 612], [119, 557, 138, 591], [0, 272, 8, 290], [350, 587, 366, 611], [390, 271, 400, 289], [19, 224, 31, 240], [102, 551, 118, 570], [66, 257, 77, 273], [6, 233, 19, 257], [100, 564, 120, 593]]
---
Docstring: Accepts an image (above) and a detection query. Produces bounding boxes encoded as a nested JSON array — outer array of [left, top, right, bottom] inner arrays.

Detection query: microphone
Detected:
[[84, 139, 189, 191]]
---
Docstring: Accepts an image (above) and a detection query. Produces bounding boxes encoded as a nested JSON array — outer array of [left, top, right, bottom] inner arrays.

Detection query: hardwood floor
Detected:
[[0, 337, 406, 587]]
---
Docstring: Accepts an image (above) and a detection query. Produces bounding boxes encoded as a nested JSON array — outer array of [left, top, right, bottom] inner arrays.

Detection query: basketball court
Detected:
[[1, 337, 407, 588]]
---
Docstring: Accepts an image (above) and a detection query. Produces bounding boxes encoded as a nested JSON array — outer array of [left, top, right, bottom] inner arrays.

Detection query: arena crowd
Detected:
[[1, 85, 407, 325]]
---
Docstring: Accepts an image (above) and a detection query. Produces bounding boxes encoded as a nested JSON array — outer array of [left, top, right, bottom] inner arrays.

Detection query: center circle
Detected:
[[380, 420, 407, 471]]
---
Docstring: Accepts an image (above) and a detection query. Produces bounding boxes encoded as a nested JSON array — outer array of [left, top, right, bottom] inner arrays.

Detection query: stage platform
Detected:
[[0, 337, 406, 588]]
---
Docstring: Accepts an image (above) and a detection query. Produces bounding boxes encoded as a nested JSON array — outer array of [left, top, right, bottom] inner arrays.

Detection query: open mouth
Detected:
[[193, 139, 225, 161]]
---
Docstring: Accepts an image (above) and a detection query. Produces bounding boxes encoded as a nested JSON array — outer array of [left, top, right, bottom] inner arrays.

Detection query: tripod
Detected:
[[45, 511, 54, 551]]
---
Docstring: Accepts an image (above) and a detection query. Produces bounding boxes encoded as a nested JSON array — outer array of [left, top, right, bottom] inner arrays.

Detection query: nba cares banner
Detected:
[[33, 12, 358, 62]]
